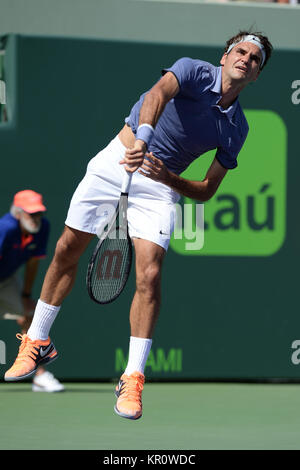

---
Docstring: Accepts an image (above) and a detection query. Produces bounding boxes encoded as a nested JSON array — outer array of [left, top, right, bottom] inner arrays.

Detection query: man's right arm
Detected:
[[138, 71, 180, 128], [120, 72, 180, 172]]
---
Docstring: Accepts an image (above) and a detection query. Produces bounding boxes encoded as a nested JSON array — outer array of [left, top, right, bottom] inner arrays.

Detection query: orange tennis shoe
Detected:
[[4, 334, 58, 382], [114, 371, 145, 420]]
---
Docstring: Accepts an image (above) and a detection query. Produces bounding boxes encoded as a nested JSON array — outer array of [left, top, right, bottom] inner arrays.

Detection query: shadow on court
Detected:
[[0, 384, 112, 393]]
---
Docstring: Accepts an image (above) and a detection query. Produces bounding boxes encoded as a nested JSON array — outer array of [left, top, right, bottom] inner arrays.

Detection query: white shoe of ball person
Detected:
[[32, 371, 65, 392]]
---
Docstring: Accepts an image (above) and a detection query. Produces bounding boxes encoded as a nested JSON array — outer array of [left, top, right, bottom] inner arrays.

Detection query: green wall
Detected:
[[0, 31, 300, 380]]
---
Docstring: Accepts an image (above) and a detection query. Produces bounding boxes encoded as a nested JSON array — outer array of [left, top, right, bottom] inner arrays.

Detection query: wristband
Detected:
[[22, 292, 31, 298], [136, 124, 154, 149]]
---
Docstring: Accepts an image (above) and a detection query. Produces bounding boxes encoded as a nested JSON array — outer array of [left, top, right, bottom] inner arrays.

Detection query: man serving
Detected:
[[5, 31, 272, 417]]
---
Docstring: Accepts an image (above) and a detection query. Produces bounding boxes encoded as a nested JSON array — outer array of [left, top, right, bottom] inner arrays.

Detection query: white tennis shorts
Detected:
[[65, 136, 180, 250]]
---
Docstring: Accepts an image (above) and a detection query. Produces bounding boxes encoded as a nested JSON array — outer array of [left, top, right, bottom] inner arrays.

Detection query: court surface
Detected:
[[1, 381, 300, 450]]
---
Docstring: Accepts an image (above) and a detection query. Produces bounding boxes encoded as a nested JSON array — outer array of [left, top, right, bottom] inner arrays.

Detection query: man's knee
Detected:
[[54, 237, 73, 264], [136, 263, 162, 295], [54, 227, 93, 266]]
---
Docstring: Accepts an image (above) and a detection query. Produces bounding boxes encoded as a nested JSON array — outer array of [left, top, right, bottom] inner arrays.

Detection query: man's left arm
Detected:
[[139, 153, 228, 202]]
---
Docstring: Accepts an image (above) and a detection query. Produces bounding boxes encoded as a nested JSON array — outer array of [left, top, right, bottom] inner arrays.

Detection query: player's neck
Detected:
[[219, 76, 246, 109]]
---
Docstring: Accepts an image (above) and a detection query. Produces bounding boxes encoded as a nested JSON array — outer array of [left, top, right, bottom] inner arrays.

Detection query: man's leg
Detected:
[[26, 225, 94, 339], [114, 238, 165, 420], [129, 238, 165, 337], [4, 226, 94, 381], [25, 225, 93, 340], [41, 226, 94, 306]]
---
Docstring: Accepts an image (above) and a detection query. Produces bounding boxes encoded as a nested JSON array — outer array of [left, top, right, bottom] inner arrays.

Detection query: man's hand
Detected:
[[138, 152, 170, 185], [119, 139, 147, 173]]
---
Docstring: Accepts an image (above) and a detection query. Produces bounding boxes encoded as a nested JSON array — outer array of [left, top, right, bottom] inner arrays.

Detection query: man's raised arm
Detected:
[[120, 72, 180, 172]]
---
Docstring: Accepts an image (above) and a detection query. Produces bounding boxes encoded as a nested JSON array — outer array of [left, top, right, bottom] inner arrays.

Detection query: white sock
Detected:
[[124, 336, 152, 376], [27, 299, 61, 340]]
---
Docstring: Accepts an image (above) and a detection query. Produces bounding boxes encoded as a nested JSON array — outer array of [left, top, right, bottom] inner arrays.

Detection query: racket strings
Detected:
[[90, 228, 132, 303]]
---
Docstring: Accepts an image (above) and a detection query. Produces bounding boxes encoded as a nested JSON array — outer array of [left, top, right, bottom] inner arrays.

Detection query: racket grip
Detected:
[[121, 170, 133, 194]]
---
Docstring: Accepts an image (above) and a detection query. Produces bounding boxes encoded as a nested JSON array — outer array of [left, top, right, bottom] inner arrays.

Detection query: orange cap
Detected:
[[13, 190, 46, 214]]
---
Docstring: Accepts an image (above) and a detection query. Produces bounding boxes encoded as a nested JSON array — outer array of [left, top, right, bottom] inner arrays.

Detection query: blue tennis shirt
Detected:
[[125, 58, 249, 175], [0, 213, 50, 281]]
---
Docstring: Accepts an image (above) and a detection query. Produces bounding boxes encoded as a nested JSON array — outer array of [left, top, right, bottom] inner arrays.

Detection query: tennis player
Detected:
[[5, 31, 272, 417], [1, 190, 64, 392]]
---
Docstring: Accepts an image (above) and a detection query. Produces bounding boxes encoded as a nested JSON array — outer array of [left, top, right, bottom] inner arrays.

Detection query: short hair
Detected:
[[10, 204, 23, 218], [224, 31, 273, 70]]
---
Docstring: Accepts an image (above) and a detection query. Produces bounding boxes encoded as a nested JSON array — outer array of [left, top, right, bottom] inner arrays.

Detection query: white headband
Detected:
[[226, 35, 266, 69]]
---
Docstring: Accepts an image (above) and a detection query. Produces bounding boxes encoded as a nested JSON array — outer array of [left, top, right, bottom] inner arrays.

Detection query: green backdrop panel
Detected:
[[0, 34, 299, 380]]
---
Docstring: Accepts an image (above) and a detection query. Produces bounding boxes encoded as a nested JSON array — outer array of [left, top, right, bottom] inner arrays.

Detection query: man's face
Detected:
[[220, 42, 262, 85], [19, 211, 42, 234]]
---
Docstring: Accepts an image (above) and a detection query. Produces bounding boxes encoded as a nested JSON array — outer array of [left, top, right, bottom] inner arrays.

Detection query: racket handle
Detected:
[[121, 170, 133, 194]]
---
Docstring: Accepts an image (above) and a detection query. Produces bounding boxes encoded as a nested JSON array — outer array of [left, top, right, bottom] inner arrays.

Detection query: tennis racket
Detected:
[[86, 171, 133, 304]]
